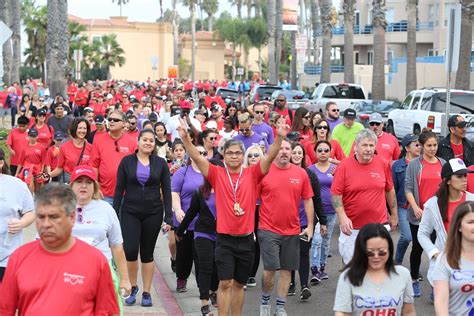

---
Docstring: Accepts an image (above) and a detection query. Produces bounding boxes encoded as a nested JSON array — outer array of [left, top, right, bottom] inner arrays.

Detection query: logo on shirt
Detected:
[[370, 172, 381, 179], [118, 146, 130, 153], [289, 178, 300, 184], [63, 272, 85, 285], [382, 143, 391, 150]]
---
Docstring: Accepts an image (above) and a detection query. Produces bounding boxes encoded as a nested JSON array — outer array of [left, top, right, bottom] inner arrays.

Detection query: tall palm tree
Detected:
[[47, 0, 69, 97], [310, 0, 320, 65], [405, 0, 417, 94], [320, 0, 332, 83], [275, 0, 283, 82], [10, 0, 20, 83], [229, 0, 243, 19], [244, 0, 252, 18], [172, 0, 179, 65], [343, 0, 355, 83], [112, 0, 129, 17], [91, 34, 126, 80], [455, 0, 473, 90], [1, 0, 12, 85], [68, 22, 92, 73], [202, 0, 219, 32], [371, 0, 386, 100], [267, 0, 277, 83], [254, 0, 261, 17]]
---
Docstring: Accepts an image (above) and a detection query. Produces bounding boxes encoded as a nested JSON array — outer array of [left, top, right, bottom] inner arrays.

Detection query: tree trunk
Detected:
[[275, 0, 283, 82], [371, 0, 386, 100], [208, 14, 213, 32], [406, 0, 417, 94], [191, 1, 196, 82], [232, 46, 237, 81], [237, 0, 242, 19], [47, 0, 69, 97], [1, 0, 12, 85], [310, 0, 321, 65], [320, 0, 332, 83], [254, 0, 260, 17], [258, 48, 262, 74], [267, 0, 277, 83], [247, 0, 252, 18], [291, 32, 297, 89], [455, 0, 473, 90], [343, 0, 355, 83], [172, 0, 179, 64], [10, 0, 20, 83]]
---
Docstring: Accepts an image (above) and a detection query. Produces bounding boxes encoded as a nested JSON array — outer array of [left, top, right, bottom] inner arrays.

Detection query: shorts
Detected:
[[258, 229, 300, 271], [0, 107, 10, 118], [215, 233, 255, 285], [338, 229, 360, 264]]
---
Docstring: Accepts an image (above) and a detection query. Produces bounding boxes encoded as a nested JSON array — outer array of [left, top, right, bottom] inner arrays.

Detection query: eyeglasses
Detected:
[[331, 109, 340, 112], [276, 99, 286, 102], [317, 148, 330, 153], [255, 111, 265, 114], [240, 128, 251, 133], [208, 137, 216, 141], [108, 118, 122, 123], [369, 122, 382, 127], [39, 99, 44, 102], [76, 207, 84, 224], [303, 116, 311, 119], [247, 153, 260, 158], [114, 140, 119, 153], [366, 250, 388, 257], [225, 151, 243, 157], [315, 126, 329, 130], [199, 151, 208, 157], [129, 122, 137, 125]]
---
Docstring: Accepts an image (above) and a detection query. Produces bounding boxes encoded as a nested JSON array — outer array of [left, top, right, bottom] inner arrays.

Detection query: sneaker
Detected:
[[318, 264, 329, 280], [170, 258, 176, 273], [176, 279, 188, 293], [418, 274, 424, 282], [125, 285, 139, 305], [247, 277, 257, 287], [412, 281, 421, 298], [260, 304, 271, 316], [310, 266, 321, 285], [287, 283, 296, 296], [201, 304, 211, 315], [327, 252, 333, 258], [300, 287, 311, 301], [274, 308, 288, 316], [210, 292, 218, 307], [141, 292, 152, 307]]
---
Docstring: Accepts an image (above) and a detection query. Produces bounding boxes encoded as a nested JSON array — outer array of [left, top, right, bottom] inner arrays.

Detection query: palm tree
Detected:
[[275, 0, 283, 81], [90, 34, 126, 80], [254, 0, 261, 17], [201, 0, 219, 32], [246, 17, 268, 74], [112, 0, 129, 17], [310, 0, 320, 65], [1, 0, 12, 84], [68, 22, 92, 74], [10, 0, 20, 83], [244, 0, 252, 18], [343, 0, 355, 83], [455, 0, 474, 90], [47, 0, 69, 97], [267, 0, 277, 83], [320, 0, 332, 83], [405, 0, 417, 94], [229, 0, 243, 19], [371, 0, 387, 100], [172, 0, 179, 65]]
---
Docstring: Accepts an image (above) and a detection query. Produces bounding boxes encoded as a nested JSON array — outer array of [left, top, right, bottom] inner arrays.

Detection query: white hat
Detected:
[[205, 121, 218, 129], [107, 94, 113, 99]]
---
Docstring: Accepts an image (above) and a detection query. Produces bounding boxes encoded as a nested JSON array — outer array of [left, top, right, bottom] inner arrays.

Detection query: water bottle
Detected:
[[3, 232, 14, 246]]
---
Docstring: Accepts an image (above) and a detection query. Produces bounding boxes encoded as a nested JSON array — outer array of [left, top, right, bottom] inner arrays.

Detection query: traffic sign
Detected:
[[295, 35, 307, 50], [237, 67, 244, 75], [0, 21, 12, 45], [445, 4, 461, 73]]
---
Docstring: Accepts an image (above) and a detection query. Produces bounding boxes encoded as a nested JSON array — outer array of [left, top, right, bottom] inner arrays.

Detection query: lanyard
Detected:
[[224, 162, 243, 203]]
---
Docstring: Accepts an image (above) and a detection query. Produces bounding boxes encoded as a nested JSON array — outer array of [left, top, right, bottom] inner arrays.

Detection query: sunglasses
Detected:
[[225, 151, 243, 157], [108, 118, 122, 123], [0, 157, 4, 161], [255, 111, 265, 114], [76, 207, 84, 224], [315, 126, 329, 130], [331, 109, 340, 112], [240, 128, 251, 132], [39, 99, 44, 101], [366, 250, 388, 257], [247, 153, 260, 158], [199, 151, 208, 157], [317, 148, 330, 153], [208, 137, 216, 141], [369, 122, 382, 126], [276, 99, 285, 102]]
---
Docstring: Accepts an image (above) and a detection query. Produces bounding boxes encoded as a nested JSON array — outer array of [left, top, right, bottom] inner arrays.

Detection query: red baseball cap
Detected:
[[70, 165, 97, 183], [179, 100, 193, 109]]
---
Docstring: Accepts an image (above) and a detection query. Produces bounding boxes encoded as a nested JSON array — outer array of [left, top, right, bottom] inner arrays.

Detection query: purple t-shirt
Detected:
[[309, 164, 335, 215], [252, 122, 274, 145], [233, 132, 268, 151], [327, 117, 343, 133], [136, 160, 150, 186], [298, 199, 308, 227], [194, 193, 217, 241], [171, 165, 204, 229]]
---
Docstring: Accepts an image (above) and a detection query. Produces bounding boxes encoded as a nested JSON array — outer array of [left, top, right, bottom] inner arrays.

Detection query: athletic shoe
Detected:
[[125, 285, 139, 305], [412, 281, 421, 298], [176, 279, 188, 293], [141, 292, 152, 307], [201, 304, 211, 315], [310, 266, 321, 285], [170, 258, 176, 273], [327, 252, 333, 258], [300, 287, 311, 301], [260, 304, 271, 316], [210, 292, 218, 307], [247, 277, 257, 287], [288, 283, 296, 296], [274, 308, 288, 316], [318, 264, 329, 280], [418, 274, 424, 282]]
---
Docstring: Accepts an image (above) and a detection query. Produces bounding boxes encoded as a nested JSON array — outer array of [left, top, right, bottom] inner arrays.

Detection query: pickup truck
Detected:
[[386, 88, 474, 139], [304, 83, 368, 113]]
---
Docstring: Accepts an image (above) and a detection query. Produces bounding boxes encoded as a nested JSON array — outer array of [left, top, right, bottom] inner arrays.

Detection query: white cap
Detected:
[[205, 121, 218, 129]]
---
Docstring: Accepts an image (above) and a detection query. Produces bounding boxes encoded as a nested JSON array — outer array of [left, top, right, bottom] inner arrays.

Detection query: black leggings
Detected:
[[409, 223, 436, 280], [250, 205, 260, 278], [291, 234, 311, 288], [194, 237, 219, 300], [0, 266, 5, 282], [176, 230, 199, 281], [120, 210, 163, 263]]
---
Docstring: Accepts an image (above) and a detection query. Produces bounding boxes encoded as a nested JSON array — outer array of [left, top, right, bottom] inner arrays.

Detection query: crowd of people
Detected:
[[0, 78, 473, 316]]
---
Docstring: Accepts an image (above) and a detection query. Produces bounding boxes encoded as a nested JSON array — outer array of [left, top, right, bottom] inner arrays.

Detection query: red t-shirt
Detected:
[[57, 140, 92, 174], [75, 90, 88, 107], [259, 164, 314, 235], [265, 108, 292, 125], [6, 129, 29, 166], [376, 132, 401, 162], [127, 129, 139, 139], [418, 159, 443, 208], [67, 85, 78, 102], [122, 101, 131, 113], [44, 145, 60, 170], [91, 132, 137, 197], [204, 95, 227, 109], [206, 163, 264, 235], [0, 239, 119, 315], [0, 91, 7, 107], [92, 102, 108, 116], [305, 139, 346, 164], [32, 124, 54, 148], [443, 193, 467, 232], [18, 143, 46, 166], [468, 165, 474, 193], [331, 155, 394, 229], [299, 129, 314, 144], [451, 142, 464, 160]]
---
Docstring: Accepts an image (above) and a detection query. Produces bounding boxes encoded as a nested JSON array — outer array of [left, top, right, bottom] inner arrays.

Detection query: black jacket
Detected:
[[113, 153, 172, 225], [437, 134, 474, 167], [176, 189, 216, 237], [306, 168, 327, 226]]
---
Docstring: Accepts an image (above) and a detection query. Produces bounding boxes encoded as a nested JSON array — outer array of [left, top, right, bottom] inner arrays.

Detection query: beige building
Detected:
[[69, 15, 174, 81]]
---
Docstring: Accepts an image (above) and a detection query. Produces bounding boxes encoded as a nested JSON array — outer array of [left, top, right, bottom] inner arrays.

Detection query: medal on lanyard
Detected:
[[225, 163, 245, 216]]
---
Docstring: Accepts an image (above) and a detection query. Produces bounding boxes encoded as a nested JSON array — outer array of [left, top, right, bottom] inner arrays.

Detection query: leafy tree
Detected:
[[90, 34, 126, 79], [201, 0, 219, 31], [246, 17, 268, 74], [177, 57, 191, 79], [68, 22, 93, 74], [215, 16, 247, 80]]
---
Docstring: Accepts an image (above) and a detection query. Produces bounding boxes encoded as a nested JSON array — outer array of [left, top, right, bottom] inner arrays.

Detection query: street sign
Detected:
[[296, 49, 306, 62], [0, 21, 12, 45], [168, 65, 178, 79], [295, 35, 307, 50], [73, 49, 83, 80], [151, 56, 159, 67], [237, 67, 244, 76], [445, 4, 461, 73]]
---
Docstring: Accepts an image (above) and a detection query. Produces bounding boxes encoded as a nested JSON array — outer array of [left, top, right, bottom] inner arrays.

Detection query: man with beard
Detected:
[[437, 115, 474, 167], [325, 102, 343, 132]]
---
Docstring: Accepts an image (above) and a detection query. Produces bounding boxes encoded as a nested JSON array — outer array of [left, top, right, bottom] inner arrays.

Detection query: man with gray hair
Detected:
[[233, 113, 268, 152], [331, 129, 398, 263], [0, 183, 119, 315]]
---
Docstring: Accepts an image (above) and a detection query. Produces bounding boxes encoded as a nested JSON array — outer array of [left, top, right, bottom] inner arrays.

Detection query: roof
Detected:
[[180, 31, 218, 41], [224, 48, 241, 58], [68, 14, 140, 28]]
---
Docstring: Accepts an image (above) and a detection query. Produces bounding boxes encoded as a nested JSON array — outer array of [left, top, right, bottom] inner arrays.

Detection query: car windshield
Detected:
[[218, 89, 239, 99], [422, 93, 474, 114], [321, 85, 365, 99], [357, 102, 394, 112], [258, 87, 282, 100]]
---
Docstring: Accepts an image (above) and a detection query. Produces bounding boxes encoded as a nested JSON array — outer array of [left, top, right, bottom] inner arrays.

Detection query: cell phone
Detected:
[[299, 234, 309, 242]]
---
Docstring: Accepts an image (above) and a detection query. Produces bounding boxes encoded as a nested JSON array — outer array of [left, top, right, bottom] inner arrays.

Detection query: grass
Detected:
[[0, 128, 11, 163]]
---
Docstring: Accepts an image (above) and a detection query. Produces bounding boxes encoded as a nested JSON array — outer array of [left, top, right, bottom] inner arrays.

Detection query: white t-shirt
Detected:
[[0, 174, 34, 267], [166, 115, 202, 141]]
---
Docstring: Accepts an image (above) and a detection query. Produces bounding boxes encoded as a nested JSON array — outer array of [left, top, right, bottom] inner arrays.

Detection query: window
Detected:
[[401, 93, 414, 109], [386, 8, 395, 24], [387, 51, 394, 65], [430, 93, 474, 113], [411, 92, 422, 109], [368, 51, 374, 65], [355, 51, 360, 64], [428, 49, 435, 57], [444, 4, 457, 27], [355, 11, 360, 26], [321, 85, 366, 99]]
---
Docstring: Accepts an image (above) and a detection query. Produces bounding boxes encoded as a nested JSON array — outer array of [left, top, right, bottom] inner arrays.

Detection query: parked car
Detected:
[[249, 85, 283, 103], [216, 87, 241, 106], [349, 100, 397, 127], [304, 83, 368, 113], [271, 90, 308, 110]]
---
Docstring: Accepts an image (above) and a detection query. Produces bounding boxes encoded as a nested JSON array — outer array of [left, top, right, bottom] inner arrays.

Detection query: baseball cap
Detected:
[[94, 115, 105, 124], [107, 94, 113, 99], [54, 131, 65, 140], [369, 112, 383, 123], [180, 100, 193, 109], [343, 108, 357, 119], [211, 104, 223, 112], [441, 158, 474, 180], [83, 107, 94, 113], [149, 112, 159, 122], [401, 134, 418, 147], [70, 165, 98, 183], [28, 128, 38, 137], [37, 109, 47, 116], [205, 120, 218, 129], [448, 115, 468, 128]]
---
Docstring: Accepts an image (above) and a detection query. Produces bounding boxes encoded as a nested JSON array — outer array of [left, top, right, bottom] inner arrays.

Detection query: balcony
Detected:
[[330, 22, 434, 36]]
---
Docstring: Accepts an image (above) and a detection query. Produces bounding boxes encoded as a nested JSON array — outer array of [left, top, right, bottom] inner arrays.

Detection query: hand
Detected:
[[320, 225, 327, 236], [339, 215, 353, 236], [162, 224, 171, 233], [389, 214, 398, 231], [119, 278, 132, 298], [275, 120, 290, 138], [175, 233, 183, 242], [9, 149, 16, 156], [175, 209, 185, 223], [170, 164, 181, 173], [414, 206, 423, 220], [7, 218, 22, 234], [177, 117, 190, 141], [300, 225, 314, 241]]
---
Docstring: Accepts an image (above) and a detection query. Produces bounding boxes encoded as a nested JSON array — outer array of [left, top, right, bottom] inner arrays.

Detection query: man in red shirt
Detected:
[[0, 88, 8, 129], [0, 183, 120, 315], [258, 139, 314, 316], [176, 116, 289, 316], [368, 112, 400, 163], [468, 165, 474, 193], [331, 129, 398, 264], [6, 116, 30, 176], [126, 115, 139, 139], [204, 86, 226, 109], [266, 95, 292, 126], [67, 82, 78, 108], [91, 111, 137, 204], [437, 115, 474, 167], [74, 85, 89, 115]]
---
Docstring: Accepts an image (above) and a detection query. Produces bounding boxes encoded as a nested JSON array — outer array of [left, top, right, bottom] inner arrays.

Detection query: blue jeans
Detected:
[[310, 213, 337, 268], [395, 207, 412, 264], [103, 196, 114, 207]]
